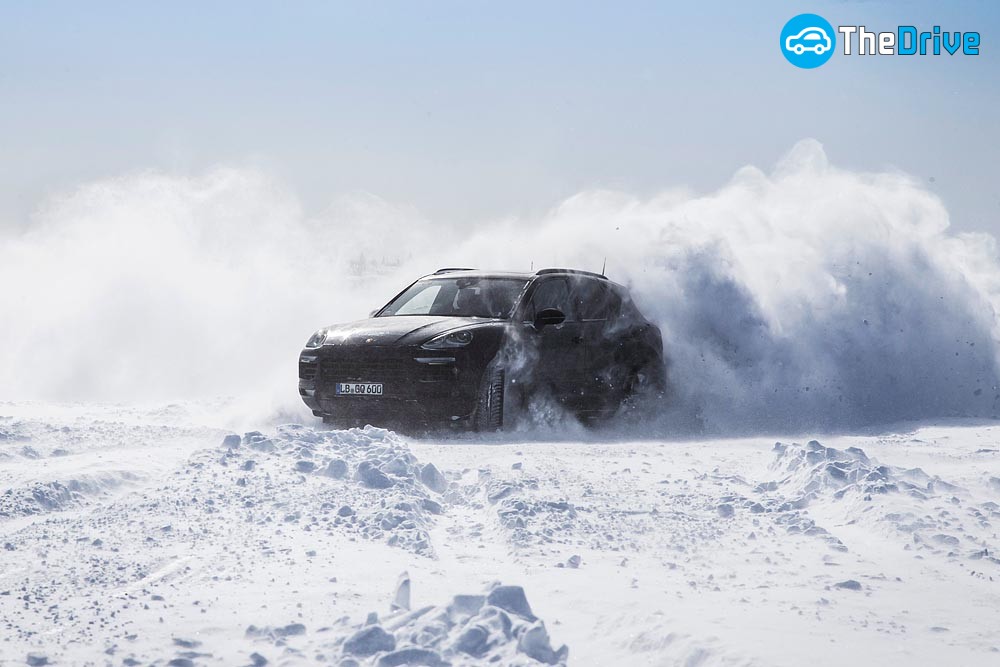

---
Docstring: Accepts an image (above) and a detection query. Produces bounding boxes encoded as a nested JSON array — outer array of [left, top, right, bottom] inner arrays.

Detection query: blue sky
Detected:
[[1, 1, 998, 232]]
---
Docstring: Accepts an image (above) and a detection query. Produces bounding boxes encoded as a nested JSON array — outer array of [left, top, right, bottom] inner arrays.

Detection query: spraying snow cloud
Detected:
[[2, 140, 997, 432], [476, 140, 1000, 432]]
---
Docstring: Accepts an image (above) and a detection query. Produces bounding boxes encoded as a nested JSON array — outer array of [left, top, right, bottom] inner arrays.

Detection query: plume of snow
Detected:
[[2, 141, 997, 432]]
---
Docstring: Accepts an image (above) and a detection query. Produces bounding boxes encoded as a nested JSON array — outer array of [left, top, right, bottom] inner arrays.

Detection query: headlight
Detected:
[[305, 329, 327, 348], [421, 329, 474, 350]]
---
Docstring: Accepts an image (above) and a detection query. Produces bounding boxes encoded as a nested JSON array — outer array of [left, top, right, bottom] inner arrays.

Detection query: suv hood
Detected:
[[317, 316, 497, 347]]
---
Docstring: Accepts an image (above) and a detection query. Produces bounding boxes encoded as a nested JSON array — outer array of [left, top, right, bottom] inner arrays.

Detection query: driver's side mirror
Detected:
[[533, 307, 566, 330]]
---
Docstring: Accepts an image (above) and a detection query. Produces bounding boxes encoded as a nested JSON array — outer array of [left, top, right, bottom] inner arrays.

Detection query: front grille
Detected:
[[319, 355, 456, 387]]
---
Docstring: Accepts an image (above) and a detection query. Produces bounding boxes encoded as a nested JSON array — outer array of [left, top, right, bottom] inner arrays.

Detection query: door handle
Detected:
[[572, 335, 584, 344]]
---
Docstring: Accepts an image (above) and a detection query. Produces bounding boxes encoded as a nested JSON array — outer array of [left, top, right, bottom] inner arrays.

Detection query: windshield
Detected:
[[378, 276, 528, 318]]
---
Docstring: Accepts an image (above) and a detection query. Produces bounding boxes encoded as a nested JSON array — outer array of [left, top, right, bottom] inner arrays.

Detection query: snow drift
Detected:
[[4, 403, 999, 665], [1, 140, 998, 431]]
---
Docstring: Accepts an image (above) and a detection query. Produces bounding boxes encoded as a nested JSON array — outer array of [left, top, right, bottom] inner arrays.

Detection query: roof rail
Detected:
[[535, 267, 607, 280], [433, 267, 476, 275]]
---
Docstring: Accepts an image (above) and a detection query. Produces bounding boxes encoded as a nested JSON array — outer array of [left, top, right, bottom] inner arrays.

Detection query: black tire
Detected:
[[475, 367, 505, 431], [620, 357, 667, 417]]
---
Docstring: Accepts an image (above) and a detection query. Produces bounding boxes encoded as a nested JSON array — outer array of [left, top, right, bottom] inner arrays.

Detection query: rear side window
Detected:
[[571, 279, 622, 322], [618, 290, 643, 321]]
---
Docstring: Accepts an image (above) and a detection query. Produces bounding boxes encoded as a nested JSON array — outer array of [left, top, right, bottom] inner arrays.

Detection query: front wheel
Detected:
[[475, 367, 505, 431]]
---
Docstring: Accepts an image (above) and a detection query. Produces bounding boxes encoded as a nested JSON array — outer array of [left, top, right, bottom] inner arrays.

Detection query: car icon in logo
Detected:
[[780, 14, 836, 68], [785, 27, 832, 55]]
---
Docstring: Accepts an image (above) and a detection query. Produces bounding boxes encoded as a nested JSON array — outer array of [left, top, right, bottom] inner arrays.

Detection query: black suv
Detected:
[[298, 268, 665, 431]]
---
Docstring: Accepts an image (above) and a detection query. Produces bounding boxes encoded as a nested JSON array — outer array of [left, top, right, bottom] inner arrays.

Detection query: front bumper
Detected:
[[298, 345, 483, 428]]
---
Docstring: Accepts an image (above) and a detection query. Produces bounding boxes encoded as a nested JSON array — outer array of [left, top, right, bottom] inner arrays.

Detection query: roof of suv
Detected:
[[425, 267, 609, 281]]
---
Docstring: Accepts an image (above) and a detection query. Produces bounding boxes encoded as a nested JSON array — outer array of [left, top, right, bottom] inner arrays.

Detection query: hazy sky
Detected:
[[2, 1, 998, 233]]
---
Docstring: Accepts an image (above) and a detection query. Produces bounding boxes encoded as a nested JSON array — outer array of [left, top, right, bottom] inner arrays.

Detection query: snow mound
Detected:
[[763, 440, 1000, 564], [768, 440, 964, 506], [0, 472, 140, 518], [213, 424, 453, 556], [327, 581, 568, 666]]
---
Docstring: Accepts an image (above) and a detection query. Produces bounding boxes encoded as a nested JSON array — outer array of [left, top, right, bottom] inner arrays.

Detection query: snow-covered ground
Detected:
[[2, 402, 999, 666]]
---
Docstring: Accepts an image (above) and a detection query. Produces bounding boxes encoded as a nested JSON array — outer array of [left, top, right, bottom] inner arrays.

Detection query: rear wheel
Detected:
[[475, 367, 505, 431], [620, 358, 667, 417]]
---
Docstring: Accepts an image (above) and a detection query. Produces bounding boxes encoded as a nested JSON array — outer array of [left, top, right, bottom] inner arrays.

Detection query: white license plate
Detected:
[[335, 382, 383, 396]]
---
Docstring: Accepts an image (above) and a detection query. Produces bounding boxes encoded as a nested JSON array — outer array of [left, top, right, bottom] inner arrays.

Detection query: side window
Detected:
[[619, 291, 642, 321], [604, 287, 624, 322], [525, 278, 572, 321], [602, 287, 623, 322], [572, 280, 621, 322]]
